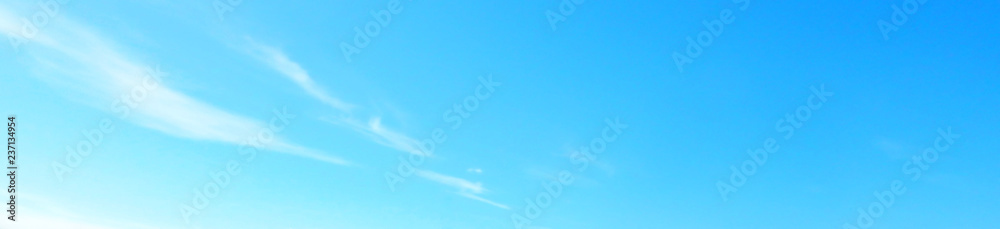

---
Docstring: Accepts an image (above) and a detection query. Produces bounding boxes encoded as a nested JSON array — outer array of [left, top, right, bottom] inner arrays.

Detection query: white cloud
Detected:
[[458, 192, 510, 210], [0, 4, 350, 166], [245, 42, 430, 158], [415, 169, 508, 210], [416, 169, 484, 193], [322, 116, 428, 156], [247, 41, 355, 112], [245, 39, 505, 209]]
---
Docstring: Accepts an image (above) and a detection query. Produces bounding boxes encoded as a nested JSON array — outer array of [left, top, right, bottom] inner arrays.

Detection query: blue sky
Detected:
[[1, 0, 999, 228]]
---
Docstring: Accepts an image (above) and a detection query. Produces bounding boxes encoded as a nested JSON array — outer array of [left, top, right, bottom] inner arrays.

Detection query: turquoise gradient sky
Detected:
[[1, 0, 999, 228]]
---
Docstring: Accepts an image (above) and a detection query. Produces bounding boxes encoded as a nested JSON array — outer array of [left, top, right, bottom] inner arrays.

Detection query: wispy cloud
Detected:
[[458, 192, 510, 210], [247, 41, 355, 112], [416, 170, 509, 209], [246, 42, 429, 157], [0, 5, 349, 166], [415, 169, 485, 193], [321, 116, 428, 156], [245, 41, 504, 209]]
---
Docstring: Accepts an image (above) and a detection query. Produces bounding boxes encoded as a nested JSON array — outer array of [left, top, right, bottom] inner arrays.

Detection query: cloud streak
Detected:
[[416, 170, 509, 210], [321, 116, 428, 156], [0, 4, 350, 166], [248, 41, 355, 112], [246, 41, 505, 209], [246, 43, 429, 157]]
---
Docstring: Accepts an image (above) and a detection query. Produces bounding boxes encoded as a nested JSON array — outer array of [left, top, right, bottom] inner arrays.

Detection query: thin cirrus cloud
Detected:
[[467, 168, 483, 174], [0, 5, 351, 166], [246, 42, 428, 157], [416, 169, 509, 210], [321, 116, 428, 156], [246, 43, 507, 209], [247, 41, 355, 112]]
